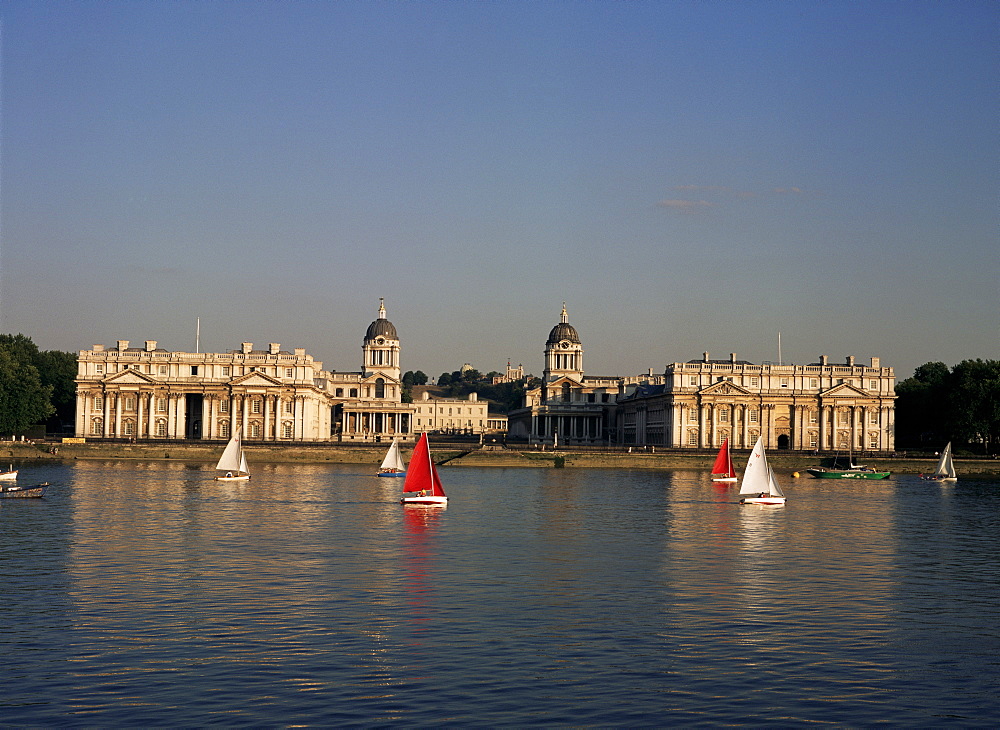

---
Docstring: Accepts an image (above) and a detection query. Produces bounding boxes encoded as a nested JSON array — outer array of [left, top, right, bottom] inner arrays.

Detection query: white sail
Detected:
[[216, 428, 246, 474], [934, 442, 957, 479], [768, 466, 785, 497], [739, 437, 773, 495], [379, 438, 405, 472]]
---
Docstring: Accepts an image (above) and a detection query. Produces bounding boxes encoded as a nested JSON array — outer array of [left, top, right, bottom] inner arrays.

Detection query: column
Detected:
[[699, 403, 708, 448], [136, 391, 144, 441]]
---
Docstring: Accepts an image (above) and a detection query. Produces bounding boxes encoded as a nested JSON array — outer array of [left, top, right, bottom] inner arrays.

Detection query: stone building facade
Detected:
[[616, 353, 896, 452], [74, 301, 416, 442]]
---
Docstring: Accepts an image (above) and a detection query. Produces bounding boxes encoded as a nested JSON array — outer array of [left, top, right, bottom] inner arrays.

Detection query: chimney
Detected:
[[269, 343, 280, 355], [847, 355, 855, 366], [703, 351, 710, 362], [93, 344, 105, 352], [145, 341, 157, 352], [820, 355, 828, 366], [117, 340, 129, 351], [242, 342, 253, 354], [871, 356, 880, 368], [730, 353, 736, 363]]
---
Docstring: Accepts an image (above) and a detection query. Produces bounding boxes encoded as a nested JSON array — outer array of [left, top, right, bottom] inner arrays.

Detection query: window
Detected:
[[689, 376, 697, 386], [750, 377, 759, 387], [719, 408, 729, 423], [781, 378, 789, 388], [284, 400, 293, 414], [191, 366, 199, 376], [282, 422, 293, 438], [222, 366, 230, 376], [376, 378, 385, 399], [689, 408, 697, 423], [350, 388, 358, 398], [96, 364, 104, 374], [688, 430, 698, 445], [124, 420, 134, 436], [839, 411, 850, 425], [91, 418, 103, 435], [869, 380, 877, 390], [125, 396, 135, 411], [157, 398, 167, 412], [810, 378, 818, 388], [252, 399, 262, 414], [219, 421, 230, 438], [869, 410, 879, 424], [250, 422, 261, 438], [286, 368, 293, 378], [749, 409, 758, 423], [220, 400, 229, 413], [809, 433, 818, 448], [809, 410, 818, 424], [159, 365, 167, 375], [94, 395, 104, 410], [156, 420, 167, 437], [336, 388, 344, 397]]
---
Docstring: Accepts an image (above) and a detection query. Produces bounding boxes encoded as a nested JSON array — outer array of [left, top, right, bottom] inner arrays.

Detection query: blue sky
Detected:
[[1, 1, 997, 381]]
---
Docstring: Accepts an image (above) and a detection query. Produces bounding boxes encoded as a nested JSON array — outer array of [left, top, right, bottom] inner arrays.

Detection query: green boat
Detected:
[[805, 455, 890, 480], [805, 466, 890, 479]]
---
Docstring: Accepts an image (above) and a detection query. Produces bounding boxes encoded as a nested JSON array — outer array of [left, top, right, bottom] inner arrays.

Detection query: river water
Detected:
[[1, 459, 998, 726]]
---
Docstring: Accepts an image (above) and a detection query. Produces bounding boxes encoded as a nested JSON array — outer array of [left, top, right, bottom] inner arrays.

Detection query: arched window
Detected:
[[375, 378, 385, 399], [562, 383, 571, 402]]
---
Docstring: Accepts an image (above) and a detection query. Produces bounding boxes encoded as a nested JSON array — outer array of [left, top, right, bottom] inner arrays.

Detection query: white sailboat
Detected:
[[922, 441, 957, 482], [377, 437, 407, 477], [738, 437, 786, 505], [215, 427, 250, 481], [0, 464, 17, 480]]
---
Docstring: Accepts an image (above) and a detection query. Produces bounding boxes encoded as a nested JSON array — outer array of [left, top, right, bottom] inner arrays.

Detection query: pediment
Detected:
[[231, 372, 282, 387], [546, 375, 584, 388], [104, 369, 157, 385], [822, 383, 871, 398], [700, 381, 753, 397], [361, 373, 401, 386]]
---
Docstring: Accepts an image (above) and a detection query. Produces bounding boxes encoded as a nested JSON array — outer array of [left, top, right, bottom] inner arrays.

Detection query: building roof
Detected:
[[546, 303, 580, 344], [365, 298, 398, 340]]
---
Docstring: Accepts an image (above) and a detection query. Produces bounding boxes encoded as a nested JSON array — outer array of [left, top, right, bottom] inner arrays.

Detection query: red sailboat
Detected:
[[400, 433, 448, 506], [711, 438, 738, 482]]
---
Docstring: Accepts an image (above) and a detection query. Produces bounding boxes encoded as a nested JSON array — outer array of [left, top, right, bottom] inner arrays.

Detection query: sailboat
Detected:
[[921, 441, 957, 482], [400, 433, 447, 505], [214, 427, 250, 481], [711, 438, 738, 482], [377, 437, 407, 477], [0, 464, 17, 480], [738, 437, 786, 505]]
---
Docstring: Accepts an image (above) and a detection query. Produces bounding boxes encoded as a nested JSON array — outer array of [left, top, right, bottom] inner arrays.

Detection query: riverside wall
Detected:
[[4, 440, 1000, 476]]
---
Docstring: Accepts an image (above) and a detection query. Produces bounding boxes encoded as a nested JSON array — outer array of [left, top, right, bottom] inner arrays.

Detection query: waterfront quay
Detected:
[[4, 439, 998, 476]]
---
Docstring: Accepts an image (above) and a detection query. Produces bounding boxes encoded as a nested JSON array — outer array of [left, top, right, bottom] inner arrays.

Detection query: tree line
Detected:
[[895, 359, 1000, 454], [0, 334, 77, 435]]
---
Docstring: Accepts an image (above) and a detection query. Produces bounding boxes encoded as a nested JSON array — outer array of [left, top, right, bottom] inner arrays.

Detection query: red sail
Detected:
[[711, 438, 734, 477], [402, 433, 447, 497]]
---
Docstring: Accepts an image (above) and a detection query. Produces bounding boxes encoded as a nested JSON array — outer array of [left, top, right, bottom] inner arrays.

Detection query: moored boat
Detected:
[[0, 464, 18, 480], [0, 482, 47, 498], [805, 465, 891, 480]]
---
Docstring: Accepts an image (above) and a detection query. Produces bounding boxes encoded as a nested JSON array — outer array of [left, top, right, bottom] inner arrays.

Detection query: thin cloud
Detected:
[[773, 187, 804, 194], [673, 185, 731, 193], [657, 199, 712, 213]]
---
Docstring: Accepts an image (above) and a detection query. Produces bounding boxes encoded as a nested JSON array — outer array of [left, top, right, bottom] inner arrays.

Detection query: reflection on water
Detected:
[[0, 461, 998, 725]]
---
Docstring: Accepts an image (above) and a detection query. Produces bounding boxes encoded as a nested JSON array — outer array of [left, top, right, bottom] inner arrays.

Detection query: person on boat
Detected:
[[226, 472, 232, 478]]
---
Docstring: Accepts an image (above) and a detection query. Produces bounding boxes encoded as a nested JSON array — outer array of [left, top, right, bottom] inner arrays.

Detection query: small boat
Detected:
[[805, 453, 890, 480], [377, 437, 407, 477], [400, 433, 447, 506], [921, 441, 957, 482], [0, 482, 47, 498], [711, 438, 738, 482], [214, 427, 250, 481], [0, 464, 17, 480], [738, 437, 786, 505]]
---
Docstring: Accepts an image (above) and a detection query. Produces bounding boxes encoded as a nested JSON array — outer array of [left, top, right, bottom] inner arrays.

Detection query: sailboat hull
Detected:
[[806, 468, 890, 480], [378, 471, 406, 478], [740, 495, 786, 505], [0, 471, 18, 480], [401, 494, 448, 505], [712, 476, 738, 483], [215, 474, 250, 481]]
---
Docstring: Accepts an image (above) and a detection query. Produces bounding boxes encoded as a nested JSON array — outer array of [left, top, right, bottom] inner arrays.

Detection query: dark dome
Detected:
[[547, 321, 580, 344], [366, 317, 397, 340]]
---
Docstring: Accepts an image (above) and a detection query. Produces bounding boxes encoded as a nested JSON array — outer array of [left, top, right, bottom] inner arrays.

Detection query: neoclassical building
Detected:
[[507, 306, 896, 453], [506, 305, 661, 445], [75, 300, 416, 442], [616, 353, 896, 452]]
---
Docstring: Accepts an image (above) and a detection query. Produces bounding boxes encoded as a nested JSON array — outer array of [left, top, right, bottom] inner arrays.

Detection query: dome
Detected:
[[547, 322, 580, 344], [365, 298, 397, 340], [366, 318, 397, 340], [546, 303, 580, 344]]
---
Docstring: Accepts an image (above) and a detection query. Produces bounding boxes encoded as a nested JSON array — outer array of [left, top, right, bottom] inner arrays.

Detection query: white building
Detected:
[[75, 300, 417, 442]]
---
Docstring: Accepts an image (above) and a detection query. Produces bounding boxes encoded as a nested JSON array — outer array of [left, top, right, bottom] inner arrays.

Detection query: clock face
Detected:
[[560, 340, 570, 349], [376, 337, 385, 345]]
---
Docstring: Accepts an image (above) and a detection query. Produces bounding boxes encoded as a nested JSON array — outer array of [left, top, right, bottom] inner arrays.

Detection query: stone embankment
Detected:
[[4, 440, 1000, 476]]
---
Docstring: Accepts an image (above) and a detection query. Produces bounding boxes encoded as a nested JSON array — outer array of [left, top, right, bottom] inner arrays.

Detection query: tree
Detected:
[[438, 372, 452, 386], [411, 370, 428, 385], [402, 371, 415, 386], [36, 349, 78, 432], [895, 361, 951, 446], [0, 335, 54, 434], [948, 359, 1000, 454]]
